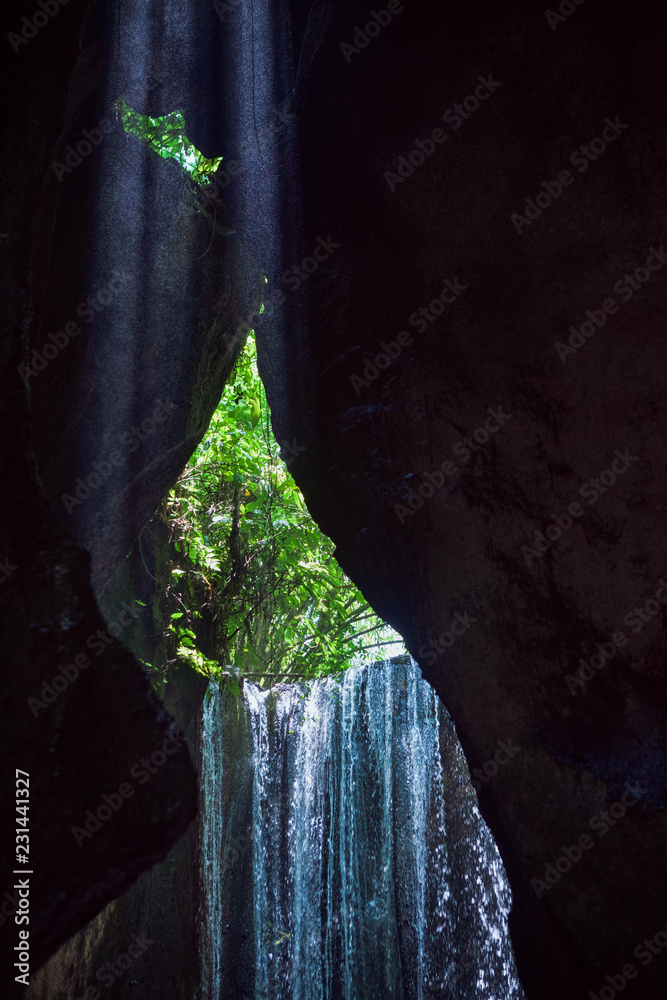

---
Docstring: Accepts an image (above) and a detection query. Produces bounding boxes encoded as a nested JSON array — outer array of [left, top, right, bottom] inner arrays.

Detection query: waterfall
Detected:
[[200, 659, 525, 1000]]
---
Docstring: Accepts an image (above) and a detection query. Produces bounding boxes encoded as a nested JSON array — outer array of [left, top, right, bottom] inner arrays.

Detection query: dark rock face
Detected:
[[0, 0, 258, 992], [23, 661, 208, 1000], [257, 2, 667, 997], [25, 43, 260, 595], [0, 484, 198, 997]]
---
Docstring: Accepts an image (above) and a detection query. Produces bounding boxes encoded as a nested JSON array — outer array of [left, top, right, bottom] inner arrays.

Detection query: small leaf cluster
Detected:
[[118, 98, 223, 184]]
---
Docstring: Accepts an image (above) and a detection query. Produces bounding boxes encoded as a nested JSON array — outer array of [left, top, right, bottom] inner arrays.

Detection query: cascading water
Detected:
[[200, 659, 525, 1000]]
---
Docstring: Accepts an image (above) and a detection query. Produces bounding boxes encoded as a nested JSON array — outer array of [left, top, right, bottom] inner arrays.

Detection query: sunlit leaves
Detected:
[[118, 98, 223, 184], [164, 331, 403, 681]]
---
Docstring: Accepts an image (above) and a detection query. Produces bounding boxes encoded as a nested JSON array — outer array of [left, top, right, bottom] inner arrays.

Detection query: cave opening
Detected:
[[6, 0, 664, 997], [157, 327, 407, 685]]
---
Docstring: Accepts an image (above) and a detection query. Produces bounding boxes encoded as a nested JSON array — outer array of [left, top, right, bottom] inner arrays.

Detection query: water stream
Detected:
[[200, 658, 525, 1000]]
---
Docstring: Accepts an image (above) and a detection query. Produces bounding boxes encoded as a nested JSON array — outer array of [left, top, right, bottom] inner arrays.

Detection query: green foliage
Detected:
[[118, 99, 223, 184], [163, 331, 404, 684]]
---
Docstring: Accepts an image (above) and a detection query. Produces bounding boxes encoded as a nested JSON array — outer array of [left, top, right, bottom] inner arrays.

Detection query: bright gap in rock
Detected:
[[118, 99, 223, 184], [159, 330, 407, 688]]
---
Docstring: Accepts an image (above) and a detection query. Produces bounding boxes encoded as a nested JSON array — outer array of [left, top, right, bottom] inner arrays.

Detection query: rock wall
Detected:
[[0, 0, 259, 991], [257, 1, 667, 997], [24, 660, 208, 1000]]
